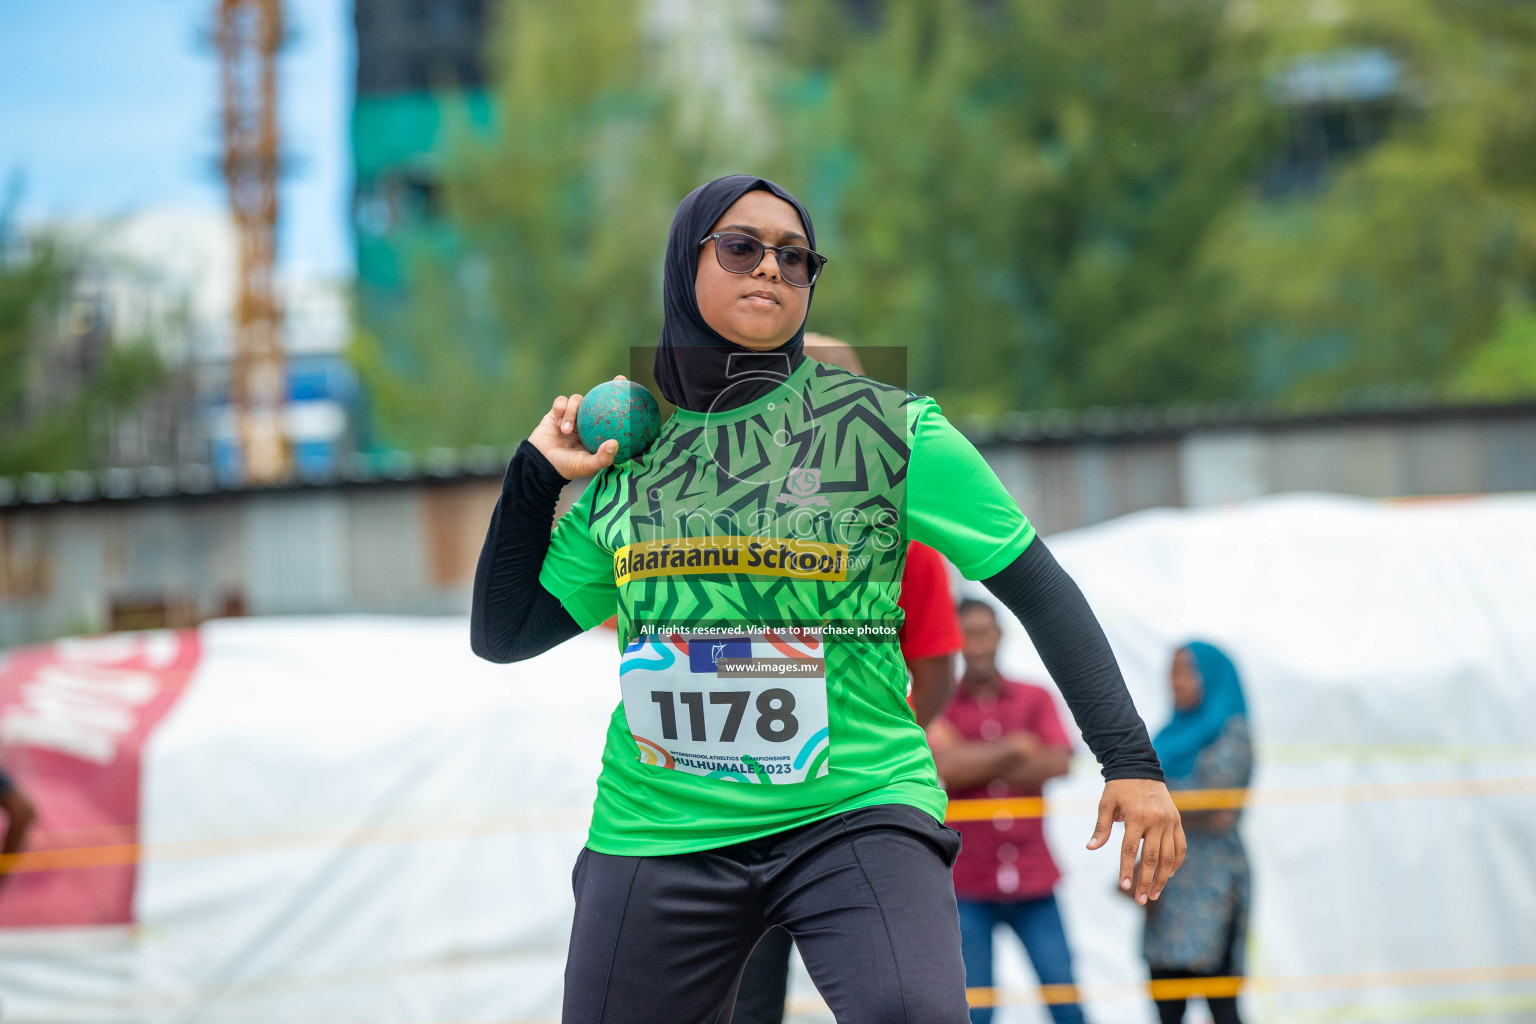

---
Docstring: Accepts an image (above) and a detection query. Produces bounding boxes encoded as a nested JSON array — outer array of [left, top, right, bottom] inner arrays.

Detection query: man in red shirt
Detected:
[[928, 599, 1088, 1024]]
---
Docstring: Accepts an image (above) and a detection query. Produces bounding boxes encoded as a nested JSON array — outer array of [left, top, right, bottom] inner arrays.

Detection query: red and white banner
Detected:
[[0, 629, 199, 926]]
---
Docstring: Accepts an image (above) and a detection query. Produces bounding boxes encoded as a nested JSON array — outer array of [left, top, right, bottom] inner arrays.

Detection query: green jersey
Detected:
[[540, 358, 1036, 855]]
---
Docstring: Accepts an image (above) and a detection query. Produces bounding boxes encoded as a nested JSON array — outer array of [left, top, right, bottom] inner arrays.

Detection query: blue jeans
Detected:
[[957, 894, 1087, 1024]]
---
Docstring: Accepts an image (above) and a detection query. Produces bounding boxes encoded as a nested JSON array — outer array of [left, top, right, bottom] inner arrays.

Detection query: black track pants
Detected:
[[732, 925, 794, 1024], [561, 803, 970, 1024]]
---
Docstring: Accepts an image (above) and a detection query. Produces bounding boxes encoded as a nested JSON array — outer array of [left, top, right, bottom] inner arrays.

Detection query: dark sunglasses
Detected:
[[698, 232, 828, 288]]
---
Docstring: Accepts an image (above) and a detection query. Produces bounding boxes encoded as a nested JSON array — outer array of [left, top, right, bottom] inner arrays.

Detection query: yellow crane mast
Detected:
[[216, 0, 288, 483]]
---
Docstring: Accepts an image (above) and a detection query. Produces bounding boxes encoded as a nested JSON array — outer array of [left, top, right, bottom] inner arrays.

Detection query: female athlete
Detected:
[[471, 174, 1184, 1024]]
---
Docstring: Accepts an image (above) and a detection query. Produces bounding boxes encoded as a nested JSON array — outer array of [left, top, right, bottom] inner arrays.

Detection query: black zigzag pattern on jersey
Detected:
[[607, 361, 917, 633]]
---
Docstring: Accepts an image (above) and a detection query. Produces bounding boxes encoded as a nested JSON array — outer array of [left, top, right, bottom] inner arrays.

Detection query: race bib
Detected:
[[619, 631, 831, 784]]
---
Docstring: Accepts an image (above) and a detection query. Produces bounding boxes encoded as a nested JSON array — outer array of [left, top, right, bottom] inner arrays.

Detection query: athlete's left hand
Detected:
[[1087, 778, 1185, 906]]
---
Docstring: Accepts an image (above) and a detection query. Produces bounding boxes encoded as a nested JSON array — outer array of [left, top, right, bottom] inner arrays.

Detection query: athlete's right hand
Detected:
[[529, 375, 627, 480]]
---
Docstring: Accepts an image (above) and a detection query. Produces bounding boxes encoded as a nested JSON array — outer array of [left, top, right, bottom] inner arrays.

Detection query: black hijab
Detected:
[[653, 175, 818, 413]]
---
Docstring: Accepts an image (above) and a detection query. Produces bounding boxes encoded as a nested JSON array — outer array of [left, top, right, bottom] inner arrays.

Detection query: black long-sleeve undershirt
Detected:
[[470, 441, 1163, 782], [469, 440, 584, 663], [980, 540, 1164, 782]]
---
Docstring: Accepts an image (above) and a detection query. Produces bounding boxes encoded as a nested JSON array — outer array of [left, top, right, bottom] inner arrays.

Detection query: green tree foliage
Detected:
[[1204, 0, 1536, 401], [351, 0, 777, 449], [0, 241, 69, 424], [1452, 300, 1536, 399], [356, 0, 1536, 448], [769, 0, 1282, 411], [0, 236, 164, 475]]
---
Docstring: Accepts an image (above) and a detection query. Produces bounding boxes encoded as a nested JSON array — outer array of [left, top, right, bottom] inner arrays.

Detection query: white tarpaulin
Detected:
[[0, 492, 1532, 1023], [968, 492, 1536, 1024]]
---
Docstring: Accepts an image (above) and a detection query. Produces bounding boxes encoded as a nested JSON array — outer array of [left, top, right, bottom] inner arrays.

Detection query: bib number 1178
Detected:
[[648, 688, 799, 744], [619, 634, 830, 784]]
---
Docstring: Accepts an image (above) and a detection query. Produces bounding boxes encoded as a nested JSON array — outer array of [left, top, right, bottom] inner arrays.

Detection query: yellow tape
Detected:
[[3, 776, 1532, 877], [783, 963, 1536, 1014]]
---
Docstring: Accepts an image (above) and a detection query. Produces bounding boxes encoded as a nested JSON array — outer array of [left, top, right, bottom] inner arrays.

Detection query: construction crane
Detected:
[[216, 0, 288, 484]]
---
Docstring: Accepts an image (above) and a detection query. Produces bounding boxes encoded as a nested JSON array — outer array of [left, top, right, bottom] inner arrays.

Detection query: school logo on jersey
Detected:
[[777, 467, 828, 507], [689, 637, 751, 673]]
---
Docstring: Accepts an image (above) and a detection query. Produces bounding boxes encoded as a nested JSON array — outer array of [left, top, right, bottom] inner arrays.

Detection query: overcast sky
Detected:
[[0, 0, 353, 280]]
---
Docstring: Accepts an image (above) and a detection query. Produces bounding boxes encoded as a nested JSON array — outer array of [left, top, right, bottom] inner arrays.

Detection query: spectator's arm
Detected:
[[907, 654, 955, 728], [898, 541, 962, 727], [1182, 717, 1254, 832], [0, 786, 35, 890], [1003, 742, 1071, 791], [929, 719, 1037, 791]]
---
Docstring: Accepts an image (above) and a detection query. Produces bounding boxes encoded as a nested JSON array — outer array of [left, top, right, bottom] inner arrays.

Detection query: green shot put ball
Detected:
[[576, 380, 661, 463]]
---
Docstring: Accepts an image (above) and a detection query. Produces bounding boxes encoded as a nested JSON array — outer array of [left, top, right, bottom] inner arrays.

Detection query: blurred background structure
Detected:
[[217, 0, 293, 485], [2, 1, 1535, 1021], [0, 396, 1533, 645], [3, 0, 1535, 645]]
